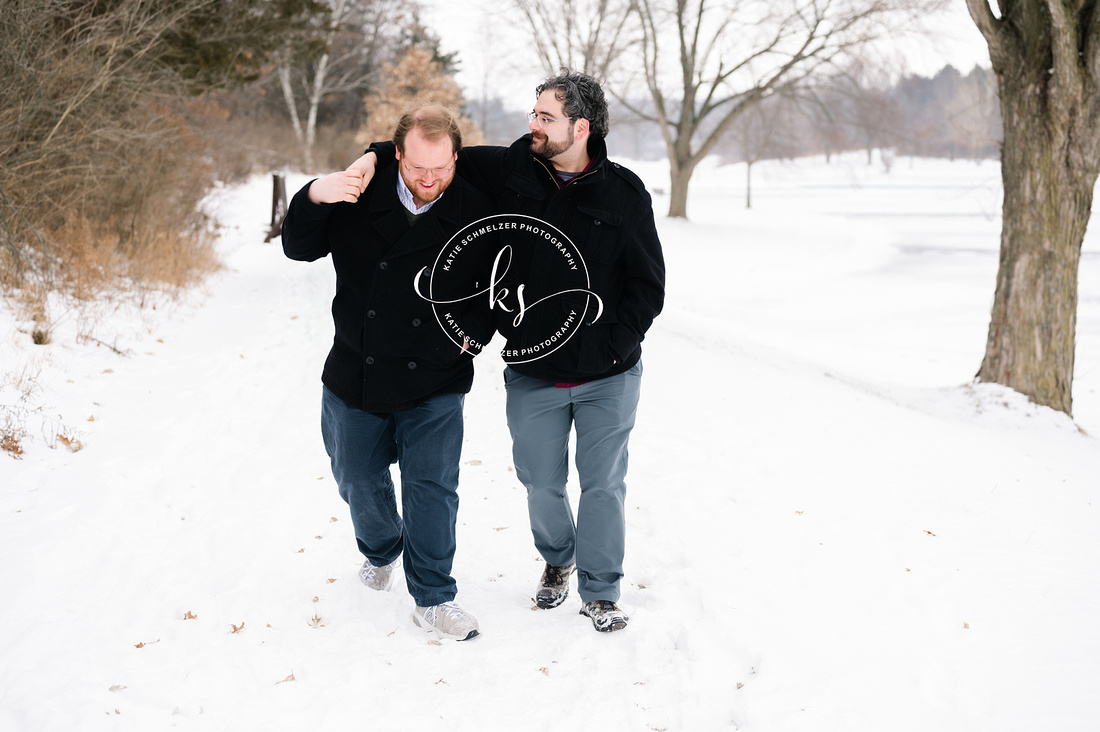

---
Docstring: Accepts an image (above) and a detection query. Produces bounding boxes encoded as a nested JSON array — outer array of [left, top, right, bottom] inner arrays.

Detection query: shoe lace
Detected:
[[435, 601, 465, 620], [363, 558, 395, 576], [546, 563, 573, 584]]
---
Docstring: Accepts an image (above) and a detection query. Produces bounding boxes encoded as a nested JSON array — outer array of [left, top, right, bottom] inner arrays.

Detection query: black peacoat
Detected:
[[282, 167, 495, 413]]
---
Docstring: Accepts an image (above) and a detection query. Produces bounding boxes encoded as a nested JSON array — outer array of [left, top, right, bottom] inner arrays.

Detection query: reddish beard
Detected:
[[401, 168, 453, 207]]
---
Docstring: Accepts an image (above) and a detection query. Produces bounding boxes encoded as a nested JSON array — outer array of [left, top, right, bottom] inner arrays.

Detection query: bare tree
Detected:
[[827, 60, 906, 165], [966, 0, 1100, 415], [726, 93, 800, 208], [276, 0, 411, 170], [510, 0, 637, 77], [623, 0, 946, 218], [943, 66, 1000, 162]]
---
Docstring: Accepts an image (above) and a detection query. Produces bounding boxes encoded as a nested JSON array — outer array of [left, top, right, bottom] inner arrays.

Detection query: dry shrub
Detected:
[[357, 46, 483, 150], [0, 2, 226, 344], [2, 97, 222, 344], [1, 432, 25, 458]]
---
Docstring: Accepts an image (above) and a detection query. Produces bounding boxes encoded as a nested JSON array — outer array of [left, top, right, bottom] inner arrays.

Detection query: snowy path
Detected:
[[3, 160, 1100, 731]]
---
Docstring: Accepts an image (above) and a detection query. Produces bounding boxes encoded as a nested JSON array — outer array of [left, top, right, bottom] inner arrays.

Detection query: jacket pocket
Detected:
[[575, 204, 622, 263]]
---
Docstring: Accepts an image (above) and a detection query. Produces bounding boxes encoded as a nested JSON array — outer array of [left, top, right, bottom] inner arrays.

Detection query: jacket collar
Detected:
[[529, 133, 608, 186], [367, 166, 465, 256], [508, 134, 609, 201]]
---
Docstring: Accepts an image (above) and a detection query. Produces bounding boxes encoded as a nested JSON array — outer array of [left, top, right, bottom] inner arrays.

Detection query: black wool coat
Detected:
[[282, 167, 495, 413]]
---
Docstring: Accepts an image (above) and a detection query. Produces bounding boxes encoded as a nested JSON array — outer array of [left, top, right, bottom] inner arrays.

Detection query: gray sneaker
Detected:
[[358, 557, 399, 591], [535, 561, 576, 609], [579, 600, 629, 632], [413, 601, 480, 641]]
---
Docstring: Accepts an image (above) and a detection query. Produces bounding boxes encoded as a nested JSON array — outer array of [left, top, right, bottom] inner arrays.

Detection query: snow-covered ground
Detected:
[[2, 153, 1099, 731]]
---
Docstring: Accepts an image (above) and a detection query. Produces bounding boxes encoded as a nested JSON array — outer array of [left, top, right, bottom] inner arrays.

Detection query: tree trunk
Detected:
[[977, 51, 1098, 415], [278, 63, 304, 146], [303, 51, 330, 172], [667, 168, 689, 218], [745, 160, 753, 209]]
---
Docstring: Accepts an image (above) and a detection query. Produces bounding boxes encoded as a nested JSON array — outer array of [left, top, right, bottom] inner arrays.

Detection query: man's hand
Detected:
[[347, 151, 378, 194], [307, 169, 365, 204]]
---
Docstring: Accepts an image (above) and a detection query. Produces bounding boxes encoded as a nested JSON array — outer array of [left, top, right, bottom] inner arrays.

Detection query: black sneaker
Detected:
[[579, 600, 629, 632], [535, 561, 576, 609]]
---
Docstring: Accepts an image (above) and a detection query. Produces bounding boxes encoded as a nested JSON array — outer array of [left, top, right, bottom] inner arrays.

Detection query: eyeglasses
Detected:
[[401, 160, 454, 178], [528, 111, 574, 129]]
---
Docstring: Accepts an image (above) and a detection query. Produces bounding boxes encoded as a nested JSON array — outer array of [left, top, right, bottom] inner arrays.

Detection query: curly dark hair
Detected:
[[535, 69, 610, 139]]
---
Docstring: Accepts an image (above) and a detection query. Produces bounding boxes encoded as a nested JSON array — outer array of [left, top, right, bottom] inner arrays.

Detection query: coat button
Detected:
[[378, 261, 389, 270], [411, 318, 422, 327], [365, 356, 375, 365], [367, 309, 376, 319], [407, 361, 417, 370]]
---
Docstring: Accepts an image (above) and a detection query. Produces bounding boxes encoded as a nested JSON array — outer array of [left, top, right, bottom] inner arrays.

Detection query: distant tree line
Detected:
[[605, 63, 1002, 168]]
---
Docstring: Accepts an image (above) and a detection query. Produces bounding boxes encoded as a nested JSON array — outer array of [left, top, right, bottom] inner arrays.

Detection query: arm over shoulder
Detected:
[[281, 181, 336, 262]]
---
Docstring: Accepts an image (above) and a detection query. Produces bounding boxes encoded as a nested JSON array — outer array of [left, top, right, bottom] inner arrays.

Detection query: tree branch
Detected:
[[965, 0, 1002, 57]]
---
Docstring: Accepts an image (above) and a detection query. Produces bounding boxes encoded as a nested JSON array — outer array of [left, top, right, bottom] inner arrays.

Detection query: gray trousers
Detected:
[[504, 362, 642, 602]]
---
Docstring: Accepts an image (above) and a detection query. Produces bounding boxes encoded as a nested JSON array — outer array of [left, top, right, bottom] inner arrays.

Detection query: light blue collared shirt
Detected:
[[396, 174, 442, 215]]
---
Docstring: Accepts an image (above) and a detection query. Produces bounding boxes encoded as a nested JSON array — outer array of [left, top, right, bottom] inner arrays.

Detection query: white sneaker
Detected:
[[413, 601, 480, 641], [358, 557, 399, 591]]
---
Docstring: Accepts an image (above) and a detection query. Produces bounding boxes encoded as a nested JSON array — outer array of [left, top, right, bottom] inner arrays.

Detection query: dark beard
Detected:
[[530, 130, 573, 161]]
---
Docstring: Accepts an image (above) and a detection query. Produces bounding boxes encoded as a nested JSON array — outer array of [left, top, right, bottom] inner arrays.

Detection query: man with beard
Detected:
[[281, 105, 494, 641], [352, 71, 665, 633]]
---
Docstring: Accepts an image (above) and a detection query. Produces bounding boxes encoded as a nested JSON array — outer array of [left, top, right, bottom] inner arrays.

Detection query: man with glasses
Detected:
[[281, 105, 494, 641], [351, 71, 665, 633]]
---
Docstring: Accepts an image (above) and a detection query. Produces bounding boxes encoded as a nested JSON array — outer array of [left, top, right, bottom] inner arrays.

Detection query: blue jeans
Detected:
[[504, 362, 642, 603], [320, 386, 464, 607]]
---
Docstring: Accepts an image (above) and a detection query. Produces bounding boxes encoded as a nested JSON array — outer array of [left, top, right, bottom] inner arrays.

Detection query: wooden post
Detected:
[[264, 174, 288, 242]]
